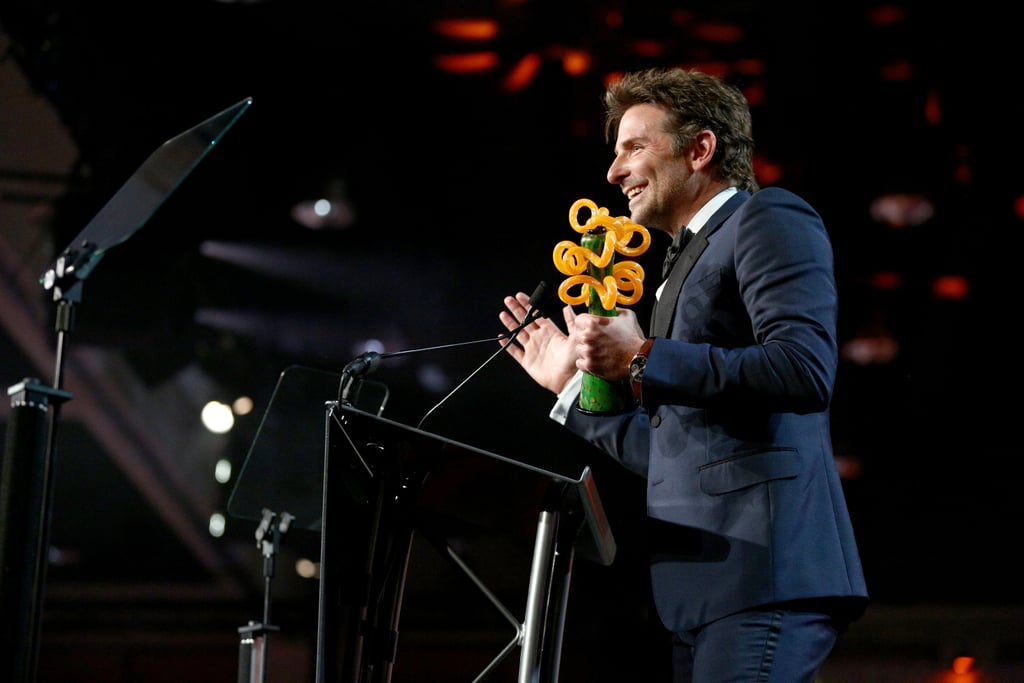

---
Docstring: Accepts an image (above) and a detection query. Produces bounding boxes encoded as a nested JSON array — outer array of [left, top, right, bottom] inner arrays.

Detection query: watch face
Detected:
[[630, 357, 647, 383]]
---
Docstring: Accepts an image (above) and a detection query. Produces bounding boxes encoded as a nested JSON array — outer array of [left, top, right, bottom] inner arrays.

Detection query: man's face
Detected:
[[606, 103, 694, 234]]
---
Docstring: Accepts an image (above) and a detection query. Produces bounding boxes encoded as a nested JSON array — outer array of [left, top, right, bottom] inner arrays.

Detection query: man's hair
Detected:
[[604, 68, 759, 192]]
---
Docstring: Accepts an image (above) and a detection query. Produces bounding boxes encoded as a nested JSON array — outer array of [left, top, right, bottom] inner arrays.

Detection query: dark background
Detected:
[[1, 1, 1020, 681]]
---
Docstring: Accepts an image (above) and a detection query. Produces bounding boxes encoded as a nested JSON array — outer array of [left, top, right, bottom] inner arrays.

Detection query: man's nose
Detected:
[[607, 158, 624, 185]]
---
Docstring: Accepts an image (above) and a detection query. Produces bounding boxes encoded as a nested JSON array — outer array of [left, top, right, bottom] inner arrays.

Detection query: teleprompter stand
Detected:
[[228, 365, 616, 683], [0, 96, 251, 683]]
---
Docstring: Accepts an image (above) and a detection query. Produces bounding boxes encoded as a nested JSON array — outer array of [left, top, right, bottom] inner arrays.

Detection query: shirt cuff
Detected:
[[550, 371, 583, 425]]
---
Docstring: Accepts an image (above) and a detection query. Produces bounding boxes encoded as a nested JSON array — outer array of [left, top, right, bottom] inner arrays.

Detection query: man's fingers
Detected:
[[503, 293, 531, 321], [562, 304, 576, 328]]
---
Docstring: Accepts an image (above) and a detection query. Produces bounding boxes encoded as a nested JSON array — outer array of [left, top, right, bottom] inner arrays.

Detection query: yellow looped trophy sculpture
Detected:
[[552, 199, 650, 413]]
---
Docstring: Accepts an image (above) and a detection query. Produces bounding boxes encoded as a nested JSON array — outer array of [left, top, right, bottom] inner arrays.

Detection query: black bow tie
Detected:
[[662, 227, 693, 279]]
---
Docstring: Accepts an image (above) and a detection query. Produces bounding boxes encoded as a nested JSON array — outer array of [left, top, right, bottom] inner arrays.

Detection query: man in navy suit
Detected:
[[499, 67, 868, 681]]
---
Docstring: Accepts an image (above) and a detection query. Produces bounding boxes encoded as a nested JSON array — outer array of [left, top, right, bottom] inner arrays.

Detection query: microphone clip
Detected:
[[340, 351, 382, 405], [343, 351, 382, 378]]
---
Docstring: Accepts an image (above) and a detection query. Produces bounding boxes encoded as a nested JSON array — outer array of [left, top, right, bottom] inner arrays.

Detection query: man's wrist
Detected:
[[550, 371, 584, 424], [628, 337, 655, 404]]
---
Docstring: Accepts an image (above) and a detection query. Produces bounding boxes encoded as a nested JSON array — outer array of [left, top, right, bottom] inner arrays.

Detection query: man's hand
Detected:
[[573, 308, 647, 381], [499, 292, 580, 395]]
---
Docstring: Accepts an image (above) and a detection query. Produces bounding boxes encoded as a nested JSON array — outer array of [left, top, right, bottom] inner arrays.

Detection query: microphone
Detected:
[[339, 281, 550, 406], [523, 279, 550, 318], [342, 351, 382, 378]]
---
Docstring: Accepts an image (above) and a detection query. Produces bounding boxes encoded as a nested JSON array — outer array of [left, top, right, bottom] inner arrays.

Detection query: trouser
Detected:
[[671, 604, 840, 682]]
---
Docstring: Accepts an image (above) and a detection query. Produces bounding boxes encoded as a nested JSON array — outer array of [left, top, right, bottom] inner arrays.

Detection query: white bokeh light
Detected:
[[214, 458, 232, 484], [208, 512, 226, 538], [201, 401, 235, 434]]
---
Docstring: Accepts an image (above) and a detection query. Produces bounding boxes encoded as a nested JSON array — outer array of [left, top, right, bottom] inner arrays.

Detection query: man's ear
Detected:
[[690, 129, 717, 170]]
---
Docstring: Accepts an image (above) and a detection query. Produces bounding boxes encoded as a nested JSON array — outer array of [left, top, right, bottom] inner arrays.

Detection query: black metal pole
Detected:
[[0, 256, 79, 683], [0, 378, 72, 683], [237, 509, 290, 683]]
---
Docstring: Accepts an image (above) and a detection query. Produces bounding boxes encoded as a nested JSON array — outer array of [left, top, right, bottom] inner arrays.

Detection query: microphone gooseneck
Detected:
[[338, 281, 550, 411], [415, 284, 548, 430]]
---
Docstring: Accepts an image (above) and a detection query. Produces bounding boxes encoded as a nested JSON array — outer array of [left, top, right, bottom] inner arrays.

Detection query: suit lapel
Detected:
[[651, 233, 706, 336], [649, 192, 749, 337]]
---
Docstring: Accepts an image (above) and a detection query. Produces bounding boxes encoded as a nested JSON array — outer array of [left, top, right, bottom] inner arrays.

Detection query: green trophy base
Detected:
[[577, 372, 635, 415]]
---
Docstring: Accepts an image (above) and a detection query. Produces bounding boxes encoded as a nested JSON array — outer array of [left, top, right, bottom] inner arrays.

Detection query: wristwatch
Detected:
[[628, 337, 655, 404]]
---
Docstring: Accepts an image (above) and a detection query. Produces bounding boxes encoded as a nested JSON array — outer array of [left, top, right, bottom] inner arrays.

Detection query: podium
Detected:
[[228, 365, 616, 683]]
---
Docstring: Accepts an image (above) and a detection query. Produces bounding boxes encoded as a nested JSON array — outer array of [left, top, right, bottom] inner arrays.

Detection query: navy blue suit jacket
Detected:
[[565, 188, 868, 632]]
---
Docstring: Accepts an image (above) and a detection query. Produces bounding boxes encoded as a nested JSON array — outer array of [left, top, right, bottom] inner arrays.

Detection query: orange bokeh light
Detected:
[[603, 9, 623, 28], [753, 155, 782, 185], [1013, 194, 1024, 219], [693, 21, 744, 43], [868, 271, 904, 290], [434, 52, 500, 74], [925, 88, 942, 125], [561, 49, 591, 76], [630, 39, 668, 58], [952, 656, 975, 674], [502, 53, 542, 92], [932, 275, 969, 301], [431, 18, 499, 41]]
